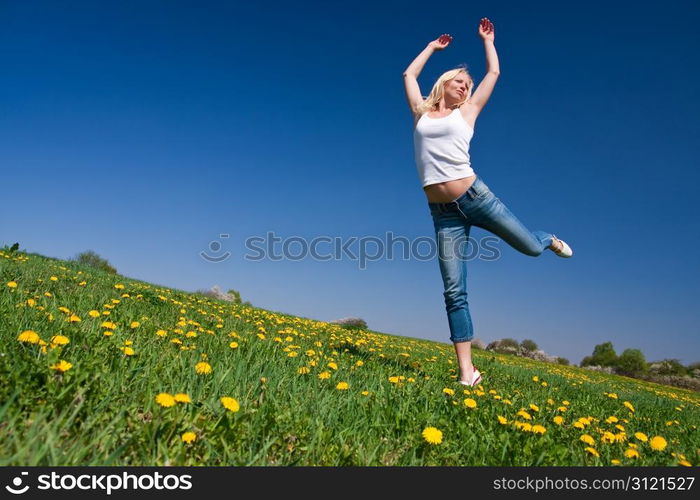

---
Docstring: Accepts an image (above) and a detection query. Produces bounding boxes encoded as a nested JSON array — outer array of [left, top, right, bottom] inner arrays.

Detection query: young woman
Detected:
[[403, 18, 573, 387]]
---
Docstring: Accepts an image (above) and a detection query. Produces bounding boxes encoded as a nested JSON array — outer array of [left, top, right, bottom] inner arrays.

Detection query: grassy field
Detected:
[[1, 248, 698, 466]]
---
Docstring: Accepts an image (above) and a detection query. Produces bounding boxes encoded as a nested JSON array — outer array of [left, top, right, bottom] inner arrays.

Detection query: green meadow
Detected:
[[1, 249, 698, 466]]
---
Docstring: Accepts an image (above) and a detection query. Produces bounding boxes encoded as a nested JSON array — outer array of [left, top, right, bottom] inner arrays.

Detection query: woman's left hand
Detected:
[[478, 17, 495, 41]]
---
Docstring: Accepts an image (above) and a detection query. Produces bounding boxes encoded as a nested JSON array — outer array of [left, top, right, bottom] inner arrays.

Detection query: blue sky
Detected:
[[2, 0, 699, 365]]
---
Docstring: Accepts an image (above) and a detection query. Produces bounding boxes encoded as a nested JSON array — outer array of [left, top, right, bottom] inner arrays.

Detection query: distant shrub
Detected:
[[582, 342, 617, 367], [72, 250, 117, 274], [332, 317, 368, 330], [556, 357, 570, 366], [616, 349, 648, 376], [649, 359, 687, 377], [499, 338, 520, 349], [520, 339, 538, 352]]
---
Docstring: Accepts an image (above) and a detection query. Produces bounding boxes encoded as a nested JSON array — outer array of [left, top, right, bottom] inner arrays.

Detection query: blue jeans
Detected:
[[428, 176, 555, 344]]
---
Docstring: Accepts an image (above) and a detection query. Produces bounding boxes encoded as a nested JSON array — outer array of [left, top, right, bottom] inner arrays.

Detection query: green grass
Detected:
[[1, 249, 698, 466]]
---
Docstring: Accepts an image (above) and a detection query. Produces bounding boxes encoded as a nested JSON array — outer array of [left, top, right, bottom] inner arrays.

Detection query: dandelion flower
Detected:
[[195, 362, 212, 374], [585, 447, 600, 457], [50, 276, 58, 281], [101, 321, 117, 329], [529, 404, 540, 412], [355, 360, 364, 367], [27, 298, 36, 307], [516, 410, 532, 420], [50, 360, 73, 372], [7, 281, 17, 288], [442, 388, 455, 396], [336, 382, 349, 390], [634, 432, 648, 442], [17, 330, 41, 344], [678, 459, 692, 466], [220, 396, 240, 412], [298, 366, 310, 374], [50, 335, 70, 346], [623, 401, 635, 413], [174, 393, 191, 403], [229, 341, 239, 349], [156, 329, 168, 337], [531, 425, 546, 435], [68, 314, 81, 323], [649, 436, 667, 451], [155, 393, 176, 407], [122, 347, 135, 356], [497, 416, 508, 425], [328, 362, 338, 370], [624, 448, 640, 459], [580, 434, 595, 446], [88, 310, 100, 318], [114, 283, 125, 289], [464, 398, 477, 409], [181, 432, 197, 444], [130, 321, 140, 329], [422, 426, 443, 445], [606, 416, 619, 424], [361, 391, 370, 396], [553, 416, 564, 425], [318, 371, 331, 380]]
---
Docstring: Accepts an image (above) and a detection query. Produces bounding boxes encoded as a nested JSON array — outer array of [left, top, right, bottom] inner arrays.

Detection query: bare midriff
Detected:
[[423, 175, 477, 203]]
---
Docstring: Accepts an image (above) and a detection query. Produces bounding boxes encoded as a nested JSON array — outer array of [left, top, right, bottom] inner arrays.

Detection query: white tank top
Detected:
[[413, 108, 475, 187]]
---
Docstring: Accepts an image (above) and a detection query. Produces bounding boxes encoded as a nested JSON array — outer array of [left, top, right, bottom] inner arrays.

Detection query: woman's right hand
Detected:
[[428, 34, 453, 51]]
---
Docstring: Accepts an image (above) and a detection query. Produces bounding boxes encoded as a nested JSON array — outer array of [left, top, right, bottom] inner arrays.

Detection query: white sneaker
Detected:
[[459, 366, 482, 387], [551, 235, 573, 258]]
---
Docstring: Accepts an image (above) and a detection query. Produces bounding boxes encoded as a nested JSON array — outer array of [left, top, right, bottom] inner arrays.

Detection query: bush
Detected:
[[649, 359, 688, 377], [499, 338, 520, 349], [582, 342, 617, 367], [71, 250, 117, 274], [520, 339, 538, 352], [332, 317, 368, 330], [556, 357, 570, 366], [616, 349, 648, 376]]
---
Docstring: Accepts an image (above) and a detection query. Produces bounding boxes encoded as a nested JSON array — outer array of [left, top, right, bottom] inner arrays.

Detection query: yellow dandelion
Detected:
[[318, 371, 331, 380], [634, 432, 648, 442], [50, 276, 58, 281], [422, 426, 443, 445], [649, 436, 667, 451], [220, 396, 240, 412], [624, 448, 640, 459], [557, 406, 568, 412], [601, 432, 616, 444], [17, 330, 41, 344], [122, 347, 135, 356], [88, 310, 100, 318], [181, 432, 197, 444], [516, 410, 532, 420], [553, 416, 564, 425], [515, 422, 532, 432], [442, 388, 455, 396], [101, 321, 117, 329], [336, 381, 349, 390], [562, 400, 570, 405], [580, 434, 596, 446], [195, 362, 212, 374], [174, 393, 191, 403], [464, 398, 477, 409], [585, 447, 600, 457], [68, 314, 81, 323], [114, 283, 125, 289], [7, 281, 18, 288], [155, 393, 176, 407], [606, 416, 619, 424], [50, 360, 73, 372], [355, 360, 364, 366], [388, 376, 400, 384], [678, 459, 692, 467], [529, 404, 540, 412], [623, 401, 635, 412], [27, 298, 36, 307], [497, 416, 508, 425], [256, 333, 266, 340], [611, 459, 621, 465], [532, 376, 539, 382], [607, 392, 618, 399], [50, 335, 70, 346], [130, 321, 140, 328], [361, 391, 370, 396], [229, 341, 239, 349], [298, 366, 310, 374], [531, 425, 546, 435], [328, 362, 338, 370], [103, 330, 114, 336]]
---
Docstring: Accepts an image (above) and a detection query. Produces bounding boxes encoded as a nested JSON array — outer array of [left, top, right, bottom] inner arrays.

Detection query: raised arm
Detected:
[[403, 34, 452, 115], [467, 18, 500, 113]]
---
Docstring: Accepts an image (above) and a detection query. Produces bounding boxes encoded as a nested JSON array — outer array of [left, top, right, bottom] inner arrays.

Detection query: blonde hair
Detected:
[[416, 65, 474, 115]]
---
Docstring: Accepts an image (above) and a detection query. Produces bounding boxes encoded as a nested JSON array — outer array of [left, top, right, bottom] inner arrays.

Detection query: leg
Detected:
[[472, 194, 554, 257], [433, 213, 477, 380]]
